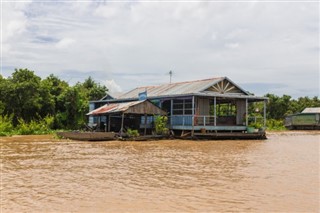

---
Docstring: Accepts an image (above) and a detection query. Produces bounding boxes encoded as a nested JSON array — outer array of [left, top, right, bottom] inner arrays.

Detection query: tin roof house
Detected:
[[88, 77, 268, 138]]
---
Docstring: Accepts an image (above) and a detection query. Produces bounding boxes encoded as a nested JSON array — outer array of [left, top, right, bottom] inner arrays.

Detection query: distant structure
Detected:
[[285, 107, 320, 130]]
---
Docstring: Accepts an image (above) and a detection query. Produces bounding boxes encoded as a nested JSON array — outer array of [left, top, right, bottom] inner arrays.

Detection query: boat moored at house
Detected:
[[88, 77, 268, 139]]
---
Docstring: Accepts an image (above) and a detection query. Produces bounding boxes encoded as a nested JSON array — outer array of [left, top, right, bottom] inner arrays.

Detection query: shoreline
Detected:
[[0, 130, 319, 142]]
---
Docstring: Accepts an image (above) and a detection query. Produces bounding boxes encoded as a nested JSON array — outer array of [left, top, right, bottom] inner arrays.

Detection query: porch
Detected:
[[169, 115, 263, 132], [161, 95, 267, 134]]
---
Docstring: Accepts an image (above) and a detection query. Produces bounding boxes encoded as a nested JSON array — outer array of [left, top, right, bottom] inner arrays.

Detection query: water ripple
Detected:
[[1, 135, 319, 212]]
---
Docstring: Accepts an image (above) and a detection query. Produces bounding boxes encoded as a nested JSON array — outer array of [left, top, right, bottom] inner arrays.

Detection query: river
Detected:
[[0, 132, 319, 212]]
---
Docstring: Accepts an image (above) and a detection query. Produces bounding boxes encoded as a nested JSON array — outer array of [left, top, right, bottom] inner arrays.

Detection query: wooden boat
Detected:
[[193, 131, 267, 140], [57, 131, 116, 141]]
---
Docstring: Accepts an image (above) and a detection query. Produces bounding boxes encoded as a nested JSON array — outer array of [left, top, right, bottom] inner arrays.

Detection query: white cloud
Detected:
[[104, 79, 122, 94], [225, 42, 240, 49], [55, 38, 76, 49], [1, 1, 319, 98]]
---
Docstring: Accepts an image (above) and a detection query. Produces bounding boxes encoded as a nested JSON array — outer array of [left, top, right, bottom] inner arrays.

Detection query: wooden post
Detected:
[[191, 96, 195, 137], [214, 97, 217, 126], [104, 116, 107, 132], [108, 115, 111, 132], [170, 99, 173, 126], [144, 113, 147, 136], [264, 100, 267, 127], [98, 116, 101, 131], [245, 99, 248, 126], [121, 113, 125, 136]]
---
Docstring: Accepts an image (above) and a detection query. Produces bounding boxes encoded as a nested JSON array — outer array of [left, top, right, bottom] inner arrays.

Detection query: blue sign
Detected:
[[138, 91, 147, 100]]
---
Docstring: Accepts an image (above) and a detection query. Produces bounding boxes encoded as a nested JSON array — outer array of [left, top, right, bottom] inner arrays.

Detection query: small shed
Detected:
[[87, 100, 166, 134], [302, 107, 320, 114], [285, 107, 320, 130]]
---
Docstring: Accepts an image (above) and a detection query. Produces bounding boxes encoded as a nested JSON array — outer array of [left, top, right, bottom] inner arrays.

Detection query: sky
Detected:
[[1, 0, 319, 98]]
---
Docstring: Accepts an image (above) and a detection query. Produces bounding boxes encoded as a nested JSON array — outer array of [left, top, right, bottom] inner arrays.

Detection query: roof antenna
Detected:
[[169, 70, 173, 84]]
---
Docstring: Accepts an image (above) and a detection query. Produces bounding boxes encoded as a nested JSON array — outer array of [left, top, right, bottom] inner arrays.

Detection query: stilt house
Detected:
[[88, 77, 268, 136]]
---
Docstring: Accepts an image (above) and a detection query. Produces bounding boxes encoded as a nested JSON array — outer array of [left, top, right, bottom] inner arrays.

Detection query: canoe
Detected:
[[57, 132, 116, 141]]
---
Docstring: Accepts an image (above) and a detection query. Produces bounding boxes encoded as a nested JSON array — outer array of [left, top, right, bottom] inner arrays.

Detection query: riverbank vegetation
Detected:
[[0, 68, 107, 136], [0, 68, 319, 135]]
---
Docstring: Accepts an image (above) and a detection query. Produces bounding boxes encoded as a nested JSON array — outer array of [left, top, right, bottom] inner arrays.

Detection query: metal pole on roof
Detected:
[[169, 70, 173, 84]]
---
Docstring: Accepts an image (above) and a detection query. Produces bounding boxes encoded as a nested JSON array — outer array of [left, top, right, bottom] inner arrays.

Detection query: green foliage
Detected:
[[264, 94, 320, 119], [127, 128, 140, 137], [0, 69, 107, 132], [8, 69, 43, 124], [0, 68, 319, 135], [154, 115, 169, 135], [0, 115, 14, 136], [249, 122, 263, 129], [265, 94, 292, 120], [266, 119, 286, 131], [17, 116, 54, 135]]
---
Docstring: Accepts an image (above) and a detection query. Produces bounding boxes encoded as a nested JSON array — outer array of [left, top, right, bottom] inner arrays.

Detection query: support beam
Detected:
[[121, 113, 125, 137], [105, 116, 107, 132], [192, 96, 195, 137], [245, 99, 248, 126], [214, 97, 217, 126], [170, 99, 173, 126], [144, 113, 147, 136], [264, 100, 267, 127], [108, 115, 111, 132], [98, 116, 101, 131]]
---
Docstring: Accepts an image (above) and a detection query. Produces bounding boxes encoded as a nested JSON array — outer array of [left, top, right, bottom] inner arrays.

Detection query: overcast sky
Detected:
[[1, 0, 319, 98]]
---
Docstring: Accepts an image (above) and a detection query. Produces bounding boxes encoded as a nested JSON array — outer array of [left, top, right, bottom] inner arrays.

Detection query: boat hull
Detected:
[[57, 132, 116, 141]]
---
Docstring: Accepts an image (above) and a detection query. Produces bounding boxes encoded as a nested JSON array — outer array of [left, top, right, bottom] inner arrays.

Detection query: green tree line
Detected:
[[248, 94, 320, 130], [0, 68, 107, 135], [0, 68, 319, 135]]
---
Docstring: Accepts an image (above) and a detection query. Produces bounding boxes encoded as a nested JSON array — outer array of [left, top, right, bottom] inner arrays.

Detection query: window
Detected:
[[172, 99, 193, 115]]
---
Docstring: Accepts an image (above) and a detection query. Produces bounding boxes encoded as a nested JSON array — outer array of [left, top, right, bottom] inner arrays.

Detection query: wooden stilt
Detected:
[[144, 113, 147, 136], [108, 115, 111, 132], [121, 113, 125, 136]]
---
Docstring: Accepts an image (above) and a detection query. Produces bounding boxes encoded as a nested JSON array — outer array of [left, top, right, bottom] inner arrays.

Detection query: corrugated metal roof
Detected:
[[116, 77, 225, 100], [87, 100, 166, 116], [302, 107, 320, 113]]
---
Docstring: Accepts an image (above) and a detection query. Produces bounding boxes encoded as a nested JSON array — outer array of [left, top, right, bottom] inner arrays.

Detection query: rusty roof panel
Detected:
[[87, 100, 166, 116]]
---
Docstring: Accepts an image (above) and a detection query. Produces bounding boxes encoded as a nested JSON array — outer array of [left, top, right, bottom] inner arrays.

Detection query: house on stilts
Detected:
[[87, 77, 268, 139]]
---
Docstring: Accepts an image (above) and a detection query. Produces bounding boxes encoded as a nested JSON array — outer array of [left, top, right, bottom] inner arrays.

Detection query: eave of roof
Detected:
[[90, 92, 268, 104], [87, 100, 167, 116]]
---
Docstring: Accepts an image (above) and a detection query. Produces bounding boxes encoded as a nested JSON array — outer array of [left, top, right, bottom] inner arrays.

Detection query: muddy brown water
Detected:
[[1, 132, 319, 212]]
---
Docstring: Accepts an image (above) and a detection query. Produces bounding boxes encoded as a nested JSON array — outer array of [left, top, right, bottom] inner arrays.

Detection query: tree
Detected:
[[80, 76, 108, 100], [265, 94, 291, 120], [41, 74, 69, 128], [0, 69, 109, 130], [4, 69, 43, 124]]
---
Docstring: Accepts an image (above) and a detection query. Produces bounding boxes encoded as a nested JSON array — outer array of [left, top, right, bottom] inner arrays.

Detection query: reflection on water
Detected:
[[1, 133, 319, 212]]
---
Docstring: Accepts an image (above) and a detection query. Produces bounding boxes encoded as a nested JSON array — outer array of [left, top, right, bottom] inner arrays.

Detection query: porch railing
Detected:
[[169, 115, 216, 127], [169, 115, 265, 127]]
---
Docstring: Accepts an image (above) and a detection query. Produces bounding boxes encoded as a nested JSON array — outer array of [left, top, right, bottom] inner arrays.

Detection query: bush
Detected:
[[266, 119, 286, 130], [154, 115, 169, 135], [127, 128, 140, 137], [17, 115, 54, 135], [0, 115, 14, 136]]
